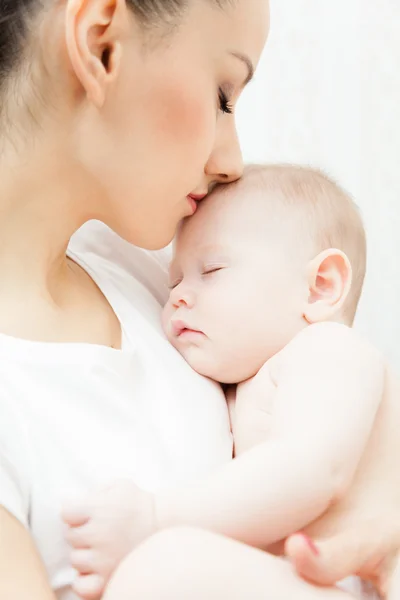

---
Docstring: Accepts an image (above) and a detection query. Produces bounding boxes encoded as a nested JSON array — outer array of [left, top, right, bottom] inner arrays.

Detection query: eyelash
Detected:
[[203, 267, 223, 276], [168, 268, 222, 290], [218, 88, 233, 115]]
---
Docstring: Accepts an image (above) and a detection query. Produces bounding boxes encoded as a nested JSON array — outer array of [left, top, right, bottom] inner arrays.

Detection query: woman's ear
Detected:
[[65, 0, 128, 106], [304, 249, 352, 323]]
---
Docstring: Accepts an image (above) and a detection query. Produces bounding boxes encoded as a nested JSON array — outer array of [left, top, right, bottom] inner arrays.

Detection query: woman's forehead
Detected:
[[182, 0, 269, 71]]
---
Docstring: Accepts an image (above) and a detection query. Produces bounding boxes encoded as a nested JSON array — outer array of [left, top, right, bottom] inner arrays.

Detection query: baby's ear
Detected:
[[304, 249, 352, 323]]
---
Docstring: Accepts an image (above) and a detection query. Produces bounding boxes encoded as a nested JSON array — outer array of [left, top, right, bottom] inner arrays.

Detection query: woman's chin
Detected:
[[118, 225, 176, 251]]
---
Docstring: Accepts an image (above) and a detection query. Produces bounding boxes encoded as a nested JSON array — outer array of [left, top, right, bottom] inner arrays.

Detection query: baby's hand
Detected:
[[62, 480, 157, 600]]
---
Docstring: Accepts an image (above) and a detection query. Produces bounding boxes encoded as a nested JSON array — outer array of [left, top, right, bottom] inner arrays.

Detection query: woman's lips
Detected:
[[186, 195, 198, 214], [186, 193, 208, 215], [188, 193, 208, 201]]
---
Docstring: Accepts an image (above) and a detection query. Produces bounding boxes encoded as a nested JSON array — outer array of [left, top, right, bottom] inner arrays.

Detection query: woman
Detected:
[[0, 1, 397, 599]]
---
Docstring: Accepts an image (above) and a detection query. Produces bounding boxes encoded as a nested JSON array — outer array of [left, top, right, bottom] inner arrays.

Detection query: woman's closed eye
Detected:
[[218, 88, 233, 115]]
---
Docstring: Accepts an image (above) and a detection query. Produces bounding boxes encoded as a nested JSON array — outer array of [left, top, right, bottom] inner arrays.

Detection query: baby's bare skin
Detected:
[[306, 367, 400, 596], [63, 323, 396, 599], [62, 167, 399, 599], [234, 356, 400, 597]]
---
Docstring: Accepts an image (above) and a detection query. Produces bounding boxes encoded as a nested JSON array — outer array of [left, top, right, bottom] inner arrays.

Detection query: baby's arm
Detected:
[[155, 323, 385, 547], [63, 323, 385, 598]]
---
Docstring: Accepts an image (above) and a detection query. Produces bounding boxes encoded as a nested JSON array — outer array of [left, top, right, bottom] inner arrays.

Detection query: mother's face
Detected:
[[67, 0, 269, 248]]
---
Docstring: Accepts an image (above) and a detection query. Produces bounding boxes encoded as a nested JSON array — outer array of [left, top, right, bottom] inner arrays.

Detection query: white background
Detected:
[[237, 0, 400, 373]]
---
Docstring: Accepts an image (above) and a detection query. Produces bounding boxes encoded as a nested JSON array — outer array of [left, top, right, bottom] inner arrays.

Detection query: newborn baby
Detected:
[[64, 165, 399, 600]]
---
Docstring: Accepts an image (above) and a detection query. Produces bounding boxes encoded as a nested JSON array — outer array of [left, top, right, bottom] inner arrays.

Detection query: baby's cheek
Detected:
[[161, 303, 173, 341]]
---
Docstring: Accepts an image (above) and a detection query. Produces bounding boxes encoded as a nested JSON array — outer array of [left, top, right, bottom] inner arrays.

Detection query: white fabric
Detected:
[[0, 221, 232, 599], [338, 576, 381, 599]]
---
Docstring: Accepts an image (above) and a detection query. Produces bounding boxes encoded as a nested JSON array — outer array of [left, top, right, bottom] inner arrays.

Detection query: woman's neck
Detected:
[[0, 139, 96, 301]]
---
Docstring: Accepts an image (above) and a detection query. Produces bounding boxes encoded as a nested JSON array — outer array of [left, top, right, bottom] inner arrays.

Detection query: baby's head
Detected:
[[163, 164, 366, 383]]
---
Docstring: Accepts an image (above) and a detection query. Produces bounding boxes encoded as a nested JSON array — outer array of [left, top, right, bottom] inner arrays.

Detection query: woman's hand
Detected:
[[286, 522, 400, 596], [62, 480, 157, 600]]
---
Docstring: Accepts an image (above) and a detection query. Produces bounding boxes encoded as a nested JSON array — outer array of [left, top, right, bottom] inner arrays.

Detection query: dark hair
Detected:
[[127, 0, 188, 23], [0, 0, 37, 82], [0, 0, 229, 89], [128, 0, 230, 22]]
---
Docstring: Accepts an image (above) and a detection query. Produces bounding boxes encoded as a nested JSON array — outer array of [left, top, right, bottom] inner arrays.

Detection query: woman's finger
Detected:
[[285, 529, 388, 587]]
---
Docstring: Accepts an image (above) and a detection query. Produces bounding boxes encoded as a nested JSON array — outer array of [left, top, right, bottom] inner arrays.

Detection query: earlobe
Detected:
[[304, 249, 352, 324], [65, 0, 125, 107]]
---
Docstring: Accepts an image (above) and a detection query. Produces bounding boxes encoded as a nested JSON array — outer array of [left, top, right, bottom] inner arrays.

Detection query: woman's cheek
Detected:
[[152, 77, 216, 161]]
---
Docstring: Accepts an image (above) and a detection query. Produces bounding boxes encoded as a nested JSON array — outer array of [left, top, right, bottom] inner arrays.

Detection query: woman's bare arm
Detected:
[[0, 506, 56, 600]]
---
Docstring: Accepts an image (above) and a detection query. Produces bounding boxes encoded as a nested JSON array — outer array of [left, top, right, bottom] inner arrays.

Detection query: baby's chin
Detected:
[[180, 349, 247, 385]]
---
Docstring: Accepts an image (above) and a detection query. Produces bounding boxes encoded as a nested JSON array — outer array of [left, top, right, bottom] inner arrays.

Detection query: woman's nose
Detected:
[[205, 118, 244, 185]]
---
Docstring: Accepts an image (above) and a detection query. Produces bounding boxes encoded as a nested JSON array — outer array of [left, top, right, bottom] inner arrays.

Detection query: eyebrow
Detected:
[[230, 51, 254, 86]]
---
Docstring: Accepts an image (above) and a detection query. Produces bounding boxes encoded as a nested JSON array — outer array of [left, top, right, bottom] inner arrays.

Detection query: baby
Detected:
[[63, 165, 400, 599]]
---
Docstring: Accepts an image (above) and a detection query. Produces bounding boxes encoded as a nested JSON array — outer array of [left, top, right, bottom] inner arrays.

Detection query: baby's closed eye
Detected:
[[167, 278, 182, 290], [202, 266, 224, 276]]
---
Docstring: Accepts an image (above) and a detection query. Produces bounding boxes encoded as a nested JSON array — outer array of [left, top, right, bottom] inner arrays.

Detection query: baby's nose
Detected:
[[171, 285, 195, 309]]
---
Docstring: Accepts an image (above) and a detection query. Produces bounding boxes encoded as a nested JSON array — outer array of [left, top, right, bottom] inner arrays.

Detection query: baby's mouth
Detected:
[[171, 320, 204, 339]]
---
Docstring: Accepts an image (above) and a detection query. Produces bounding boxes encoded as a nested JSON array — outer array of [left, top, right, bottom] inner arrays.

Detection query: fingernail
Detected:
[[300, 533, 320, 556]]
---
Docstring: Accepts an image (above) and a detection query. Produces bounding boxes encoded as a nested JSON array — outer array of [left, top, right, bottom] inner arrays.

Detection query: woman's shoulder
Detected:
[[69, 220, 172, 305]]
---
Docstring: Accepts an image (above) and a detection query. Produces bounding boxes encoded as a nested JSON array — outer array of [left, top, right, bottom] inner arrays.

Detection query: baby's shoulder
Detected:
[[279, 322, 385, 370]]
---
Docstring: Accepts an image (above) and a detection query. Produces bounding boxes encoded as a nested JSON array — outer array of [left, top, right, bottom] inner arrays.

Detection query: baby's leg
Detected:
[[387, 556, 400, 600], [101, 528, 354, 600]]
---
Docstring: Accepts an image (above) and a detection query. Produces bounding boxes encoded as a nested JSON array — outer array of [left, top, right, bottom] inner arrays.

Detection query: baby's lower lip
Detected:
[[178, 328, 205, 340]]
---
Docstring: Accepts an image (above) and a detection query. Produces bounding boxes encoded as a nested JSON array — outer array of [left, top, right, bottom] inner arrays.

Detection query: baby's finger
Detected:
[[70, 549, 96, 574], [72, 574, 105, 600], [65, 524, 94, 549], [62, 503, 91, 527]]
